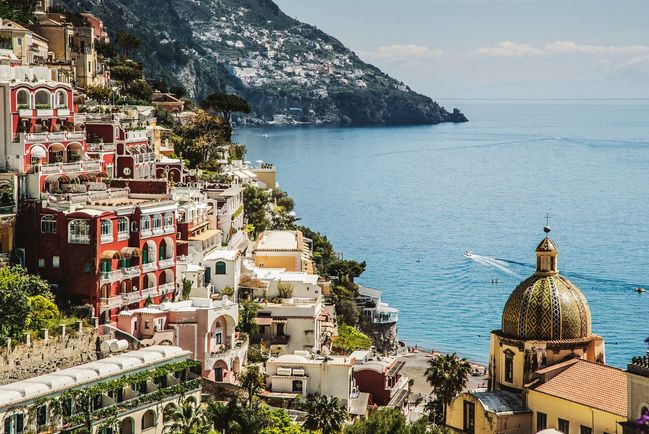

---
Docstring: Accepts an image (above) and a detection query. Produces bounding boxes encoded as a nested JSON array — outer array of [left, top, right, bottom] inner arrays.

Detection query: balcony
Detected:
[[140, 229, 153, 239], [88, 142, 116, 152], [100, 233, 113, 244], [121, 266, 140, 278], [99, 295, 123, 309], [69, 234, 90, 244], [57, 108, 70, 116], [126, 130, 148, 143], [122, 286, 159, 304], [100, 270, 121, 284], [158, 258, 175, 269], [136, 153, 155, 163], [36, 108, 53, 117], [164, 225, 175, 234], [141, 261, 157, 273], [19, 109, 32, 118], [39, 160, 101, 175], [271, 335, 289, 345], [117, 231, 129, 241], [159, 282, 175, 294], [19, 131, 87, 145]]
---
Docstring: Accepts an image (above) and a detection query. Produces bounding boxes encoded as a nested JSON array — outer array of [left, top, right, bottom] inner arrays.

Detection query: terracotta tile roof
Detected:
[[529, 360, 627, 416], [534, 358, 579, 375]]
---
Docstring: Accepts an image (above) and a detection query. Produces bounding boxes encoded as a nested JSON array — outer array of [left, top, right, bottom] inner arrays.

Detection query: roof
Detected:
[[203, 248, 240, 261], [358, 286, 382, 299], [349, 392, 370, 416], [529, 359, 627, 416], [257, 231, 298, 250], [0, 346, 189, 408], [473, 391, 529, 414], [189, 229, 222, 242]]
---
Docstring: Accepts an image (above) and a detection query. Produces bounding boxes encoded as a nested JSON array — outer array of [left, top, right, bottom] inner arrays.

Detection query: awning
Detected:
[[100, 250, 121, 260], [254, 317, 273, 326], [121, 247, 140, 258], [29, 146, 47, 158], [91, 171, 108, 178], [45, 174, 71, 183], [272, 319, 287, 324], [77, 172, 91, 182]]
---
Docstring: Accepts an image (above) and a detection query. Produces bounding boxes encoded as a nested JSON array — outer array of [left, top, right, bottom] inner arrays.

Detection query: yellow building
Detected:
[[622, 353, 649, 434], [447, 228, 627, 434], [254, 230, 314, 273]]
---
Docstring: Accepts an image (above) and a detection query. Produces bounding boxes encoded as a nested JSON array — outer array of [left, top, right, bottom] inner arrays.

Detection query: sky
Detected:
[[274, 0, 649, 98]]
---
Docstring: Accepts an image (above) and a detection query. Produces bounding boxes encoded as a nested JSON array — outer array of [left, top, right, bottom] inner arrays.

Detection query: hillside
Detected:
[[60, 0, 467, 125]]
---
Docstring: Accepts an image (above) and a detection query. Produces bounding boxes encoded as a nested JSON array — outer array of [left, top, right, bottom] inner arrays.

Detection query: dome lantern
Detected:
[[535, 226, 559, 276]]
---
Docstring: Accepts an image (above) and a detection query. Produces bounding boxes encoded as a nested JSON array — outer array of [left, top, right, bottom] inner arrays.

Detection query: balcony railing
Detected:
[[69, 234, 90, 244], [271, 335, 289, 345], [141, 261, 157, 273], [39, 160, 101, 175], [121, 266, 140, 278], [159, 282, 175, 294], [117, 231, 129, 241], [164, 225, 175, 234], [122, 286, 159, 304], [20, 131, 86, 145], [158, 258, 175, 269], [100, 234, 113, 244], [100, 295, 123, 309], [126, 130, 148, 143], [100, 270, 121, 284], [88, 143, 116, 152], [136, 153, 155, 163]]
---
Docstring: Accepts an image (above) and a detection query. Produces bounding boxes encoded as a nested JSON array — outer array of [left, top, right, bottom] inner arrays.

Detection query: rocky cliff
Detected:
[[61, 0, 467, 125]]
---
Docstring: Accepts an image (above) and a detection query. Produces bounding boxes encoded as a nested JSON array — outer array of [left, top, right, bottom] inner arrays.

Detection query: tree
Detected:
[[156, 108, 177, 128], [332, 325, 372, 354], [0, 266, 52, 338], [243, 185, 271, 236], [202, 92, 251, 123], [0, 0, 37, 23], [87, 86, 113, 104], [27, 295, 60, 331], [110, 64, 141, 86], [207, 397, 303, 434], [181, 278, 193, 300], [175, 109, 232, 168], [237, 299, 259, 336], [261, 408, 306, 434], [303, 395, 348, 434], [272, 188, 295, 212], [345, 407, 428, 434], [124, 79, 153, 103], [115, 32, 140, 57], [238, 365, 265, 408], [163, 398, 210, 434], [95, 40, 117, 58], [425, 353, 472, 424]]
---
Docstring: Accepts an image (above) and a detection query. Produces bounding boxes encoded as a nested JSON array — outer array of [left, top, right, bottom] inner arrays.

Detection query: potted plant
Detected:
[[278, 281, 294, 305]]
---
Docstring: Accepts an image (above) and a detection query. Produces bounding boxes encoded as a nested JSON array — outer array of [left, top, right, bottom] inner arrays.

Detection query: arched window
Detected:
[[504, 350, 514, 383], [118, 217, 129, 239], [55, 90, 68, 108], [41, 215, 57, 234], [163, 212, 174, 229], [100, 219, 113, 243], [162, 403, 176, 424], [140, 216, 151, 235], [215, 261, 227, 275], [68, 219, 90, 244], [34, 90, 51, 109], [141, 409, 156, 430], [153, 214, 162, 231], [16, 89, 30, 109]]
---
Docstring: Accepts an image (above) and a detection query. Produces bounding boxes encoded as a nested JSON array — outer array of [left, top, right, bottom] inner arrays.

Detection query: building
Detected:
[[447, 228, 626, 434], [204, 183, 244, 244], [0, 19, 49, 66], [526, 359, 627, 434], [117, 299, 248, 383], [152, 91, 185, 113], [16, 186, 178, 323], [357, 286, 399, 325], [352, 350, 410, 409], [622, 351, 649, 434], [0, 346, 201, 434], [254, 230, 313, 273], [264, 351, 364, 412]]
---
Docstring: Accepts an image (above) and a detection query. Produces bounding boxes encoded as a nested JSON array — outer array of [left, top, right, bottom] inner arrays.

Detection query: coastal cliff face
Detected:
[[61, 0, 467, 125]]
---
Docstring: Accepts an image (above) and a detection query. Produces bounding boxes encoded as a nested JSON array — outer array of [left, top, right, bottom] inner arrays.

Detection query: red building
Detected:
[[16, 187, 178, 323], [0, 70, 109, 197], [353, 352, 409, 407]]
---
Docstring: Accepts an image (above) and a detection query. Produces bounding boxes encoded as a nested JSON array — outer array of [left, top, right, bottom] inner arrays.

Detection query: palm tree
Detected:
[[163, 398, 210, 434], [425, 353, 472, 424], [238, 365, 265, 408], [303, 395, 348, 434]]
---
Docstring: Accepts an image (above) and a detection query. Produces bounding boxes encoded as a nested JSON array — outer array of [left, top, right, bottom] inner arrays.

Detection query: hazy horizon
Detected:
[[274, 0, 649, 99]]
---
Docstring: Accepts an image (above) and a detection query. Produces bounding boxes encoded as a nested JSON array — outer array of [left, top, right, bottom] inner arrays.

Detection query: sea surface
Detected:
[[237, 99, 649, 367]]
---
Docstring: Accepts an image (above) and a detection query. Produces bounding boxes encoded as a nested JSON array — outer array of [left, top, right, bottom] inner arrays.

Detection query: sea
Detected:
[[236, 99, 649, 367]]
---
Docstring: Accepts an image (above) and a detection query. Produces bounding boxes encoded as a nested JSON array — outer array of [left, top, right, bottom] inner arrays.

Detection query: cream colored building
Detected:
[[623, 353, 649, 434], [265, 352, 360, 410], [0, 346, 202, 434], [447, 229, 626, 434], [0, 19, 49, 66], [254, 230, 313, 273]]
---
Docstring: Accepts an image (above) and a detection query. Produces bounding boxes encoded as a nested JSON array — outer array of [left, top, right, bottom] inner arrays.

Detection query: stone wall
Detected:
[[362, 322, 400, 354], [0, 324, 100, 385]]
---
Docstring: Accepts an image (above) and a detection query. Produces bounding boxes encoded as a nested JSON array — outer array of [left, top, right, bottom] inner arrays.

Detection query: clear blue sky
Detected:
[[274, 0, 649, 98]]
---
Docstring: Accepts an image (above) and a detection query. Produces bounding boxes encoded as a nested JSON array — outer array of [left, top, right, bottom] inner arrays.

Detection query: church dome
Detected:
[[501, 229, 592, 341]]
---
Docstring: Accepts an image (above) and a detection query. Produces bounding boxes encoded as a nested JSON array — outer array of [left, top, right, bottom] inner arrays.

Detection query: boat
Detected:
[[463, 250, 473, 258], [634, 287, 646, 293]]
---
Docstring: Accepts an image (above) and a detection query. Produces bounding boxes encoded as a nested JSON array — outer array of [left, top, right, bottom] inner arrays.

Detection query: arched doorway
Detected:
[[120, 417, 135, 434]]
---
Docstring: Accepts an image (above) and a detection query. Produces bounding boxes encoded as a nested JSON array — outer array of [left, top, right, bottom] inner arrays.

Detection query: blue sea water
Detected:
[[236, 99, 649, 367]]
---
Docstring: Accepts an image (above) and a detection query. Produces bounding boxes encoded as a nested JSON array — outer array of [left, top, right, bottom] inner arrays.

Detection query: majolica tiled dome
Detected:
[[501, 229, 592, 340]]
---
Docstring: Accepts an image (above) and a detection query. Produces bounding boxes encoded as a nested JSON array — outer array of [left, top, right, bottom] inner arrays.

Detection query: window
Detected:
[[558, 418, 570, 434], [504, 350, 514, 383], [153, 214, 162, 231], [537, 412, 547, 432], [214, 367, 223, 382], [204, 267, 211, 284], [3, 413, 24, 434], [38, 259, 45, 268], [68, 219, 90, 244], [41, 215, 57, 234], [164, 212, 174, 228], [52, 256, 60, 268], [215, 332, 222, 344], [16, 89, 29, 109], [55, 90, 67, 108], [215, 261, 227, 275], [140, 216, 151, 235], [463, 400, 475, 434], [118, 218, 129, 239], [36, 405, 47, 427], [100, 260, 111, 272], [84, 262, 92, 273], [580, 426, 592, 434], [100, 219, 113, 243], [62, 398, 74, 417], [34, 90, 51, 108], [141, 409, 156, 430], [292, 380, 303, 393]]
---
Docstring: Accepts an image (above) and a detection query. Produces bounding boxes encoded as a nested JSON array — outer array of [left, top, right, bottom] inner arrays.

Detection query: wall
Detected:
[[628, 370, 649, 420], [255, 254, 298, 271], [527, 389, 625, 434], [447, 393, 531, 434], [0, 326, 98, 385]]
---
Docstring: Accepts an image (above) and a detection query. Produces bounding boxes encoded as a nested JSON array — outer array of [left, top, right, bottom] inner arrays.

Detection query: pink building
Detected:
[[117, 298, 248, 383]]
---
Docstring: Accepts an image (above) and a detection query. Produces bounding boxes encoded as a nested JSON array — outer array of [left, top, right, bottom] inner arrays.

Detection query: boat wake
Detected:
[[464, 252, 522, 278]]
